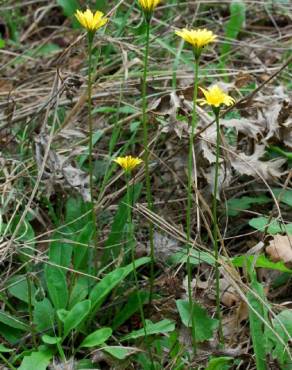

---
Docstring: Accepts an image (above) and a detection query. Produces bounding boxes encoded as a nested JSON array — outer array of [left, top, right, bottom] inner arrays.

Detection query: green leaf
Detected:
[[247, 274, 268, 370], [9, 216, 35, 258], [80, 328, 112, 348], [232, 255, 292, 274], [76, 359, 96, 369], [227, 195, 270, 216], [19, 348, 53, 370], [206, 356, 233, 370], [0, 38, 5, 48], [57, 309, 68, 323], [112, 290, 149, 329], [48, 230, 73, 268], [103, 183, 142, 263], [68, 276, 89, 308], [78, 131, 103, 167], [169, 249, 214, 266], [121, 319, 175, 341], [220, 0, 246, 59], [45, 265, 68, 310], [72, 222, 93, 271], [89, 257, 150, 314], [0, 311, 28, 331], [33, 298, 55, 332], [176, 300, 218, 342], [272, 188, 292, 207], [57, 0, 80, 28], [92, 105, 137, 115], [103, 346, 135, 359], [0, 344, 14, 353], [7, 275, 36, 305], [267, 310, 292, 366], [0, 323, 23, 344], [57, 0, 78, 16], [33, 43, 61, 56], [249, 216, 292, 235], [65, 196, 91, 232], [63, 300, 91, 338], [41, 335, 62, 345]]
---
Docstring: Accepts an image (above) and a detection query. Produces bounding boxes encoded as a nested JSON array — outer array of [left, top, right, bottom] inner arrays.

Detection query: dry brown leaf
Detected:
[[235, 72, 254, 88], [266, 234, 292, 268], [221, 118, 263, 140], [193, 272, 240, 307], [231, 144, 286, 180], [198, 125, 217, 163], [280, 120, 292, 149], [219, 277, 241, 307], [35, 134, 90, 201], [151, 231, 181, 260], [204, 165, 233, 199]]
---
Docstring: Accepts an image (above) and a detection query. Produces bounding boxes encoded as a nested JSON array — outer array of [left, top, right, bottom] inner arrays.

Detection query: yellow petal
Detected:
[[75, 8, 108, 32]]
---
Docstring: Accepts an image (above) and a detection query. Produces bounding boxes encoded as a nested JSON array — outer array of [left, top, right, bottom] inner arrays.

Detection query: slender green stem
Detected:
[[213, 113, 224, 346], [142, 20, 155, 304], [0, 353, 16, 370], [87, 35, 98, 272], [125, 173, 153, 364], [57, 341, 66, 362], [125, 175, 146, 330], [26, 274, 37, 350], [186, 58, 199, 353], [88, 37, 94, 212]]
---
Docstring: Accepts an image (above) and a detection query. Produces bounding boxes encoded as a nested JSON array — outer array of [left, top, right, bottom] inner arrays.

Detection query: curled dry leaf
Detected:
[[149, 231, 181, 261], [218, 277, 241, 307], [204, 165, 233, 200], [198, 125, 217, 164], [231, 144, 286, 180], [184, 275, 240, 307], [221, 118, 263, 140], [266, 234, 292, 268], [159, 92, 189, 139], [35, 134, 90, 201]]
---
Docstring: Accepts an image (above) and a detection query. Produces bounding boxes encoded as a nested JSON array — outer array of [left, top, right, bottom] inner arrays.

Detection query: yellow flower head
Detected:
[[114, 156, 143, 172], [138, 0, 161, 12], [175, 28, 217, 49], [75, 9, 108, 32], [198, 85, 235, 108]]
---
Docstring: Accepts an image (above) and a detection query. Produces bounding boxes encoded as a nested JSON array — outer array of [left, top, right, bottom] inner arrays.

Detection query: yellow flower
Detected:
[[138, 0, 161, 12], [175, 28, 217, 49], [75, 9, 108, 32], [198, 85, 235, 108], [114, 156, 143, 172]]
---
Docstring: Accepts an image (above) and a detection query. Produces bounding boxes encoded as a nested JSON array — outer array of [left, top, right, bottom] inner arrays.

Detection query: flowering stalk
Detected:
[[186, 57, 199, 352], [114, 156, 153, 364], [175, 27, 217, 353], [138, 0, 160, 305], [87, 33, 95, 237], [75, 9, 108, 269], [199, 84, 235, 345], [125, 173, 147, 333], [213, 109, 223, 345]]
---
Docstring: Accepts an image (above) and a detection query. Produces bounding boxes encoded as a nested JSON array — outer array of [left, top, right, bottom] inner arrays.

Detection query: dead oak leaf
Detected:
[[266, 234, 292, 268], [221, 118, 263, 140], [231, 144, 286, 180]]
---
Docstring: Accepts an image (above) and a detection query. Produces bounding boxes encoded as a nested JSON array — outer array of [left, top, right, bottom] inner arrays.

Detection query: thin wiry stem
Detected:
[[26, 274, 37, 350], [186, 58, 199, 353], [213, 112, 224, 346], [142, 19, 155, 304], [0, 354, 16, 370], [126, 173, 154, 365], [87, 35, 98, 271]]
